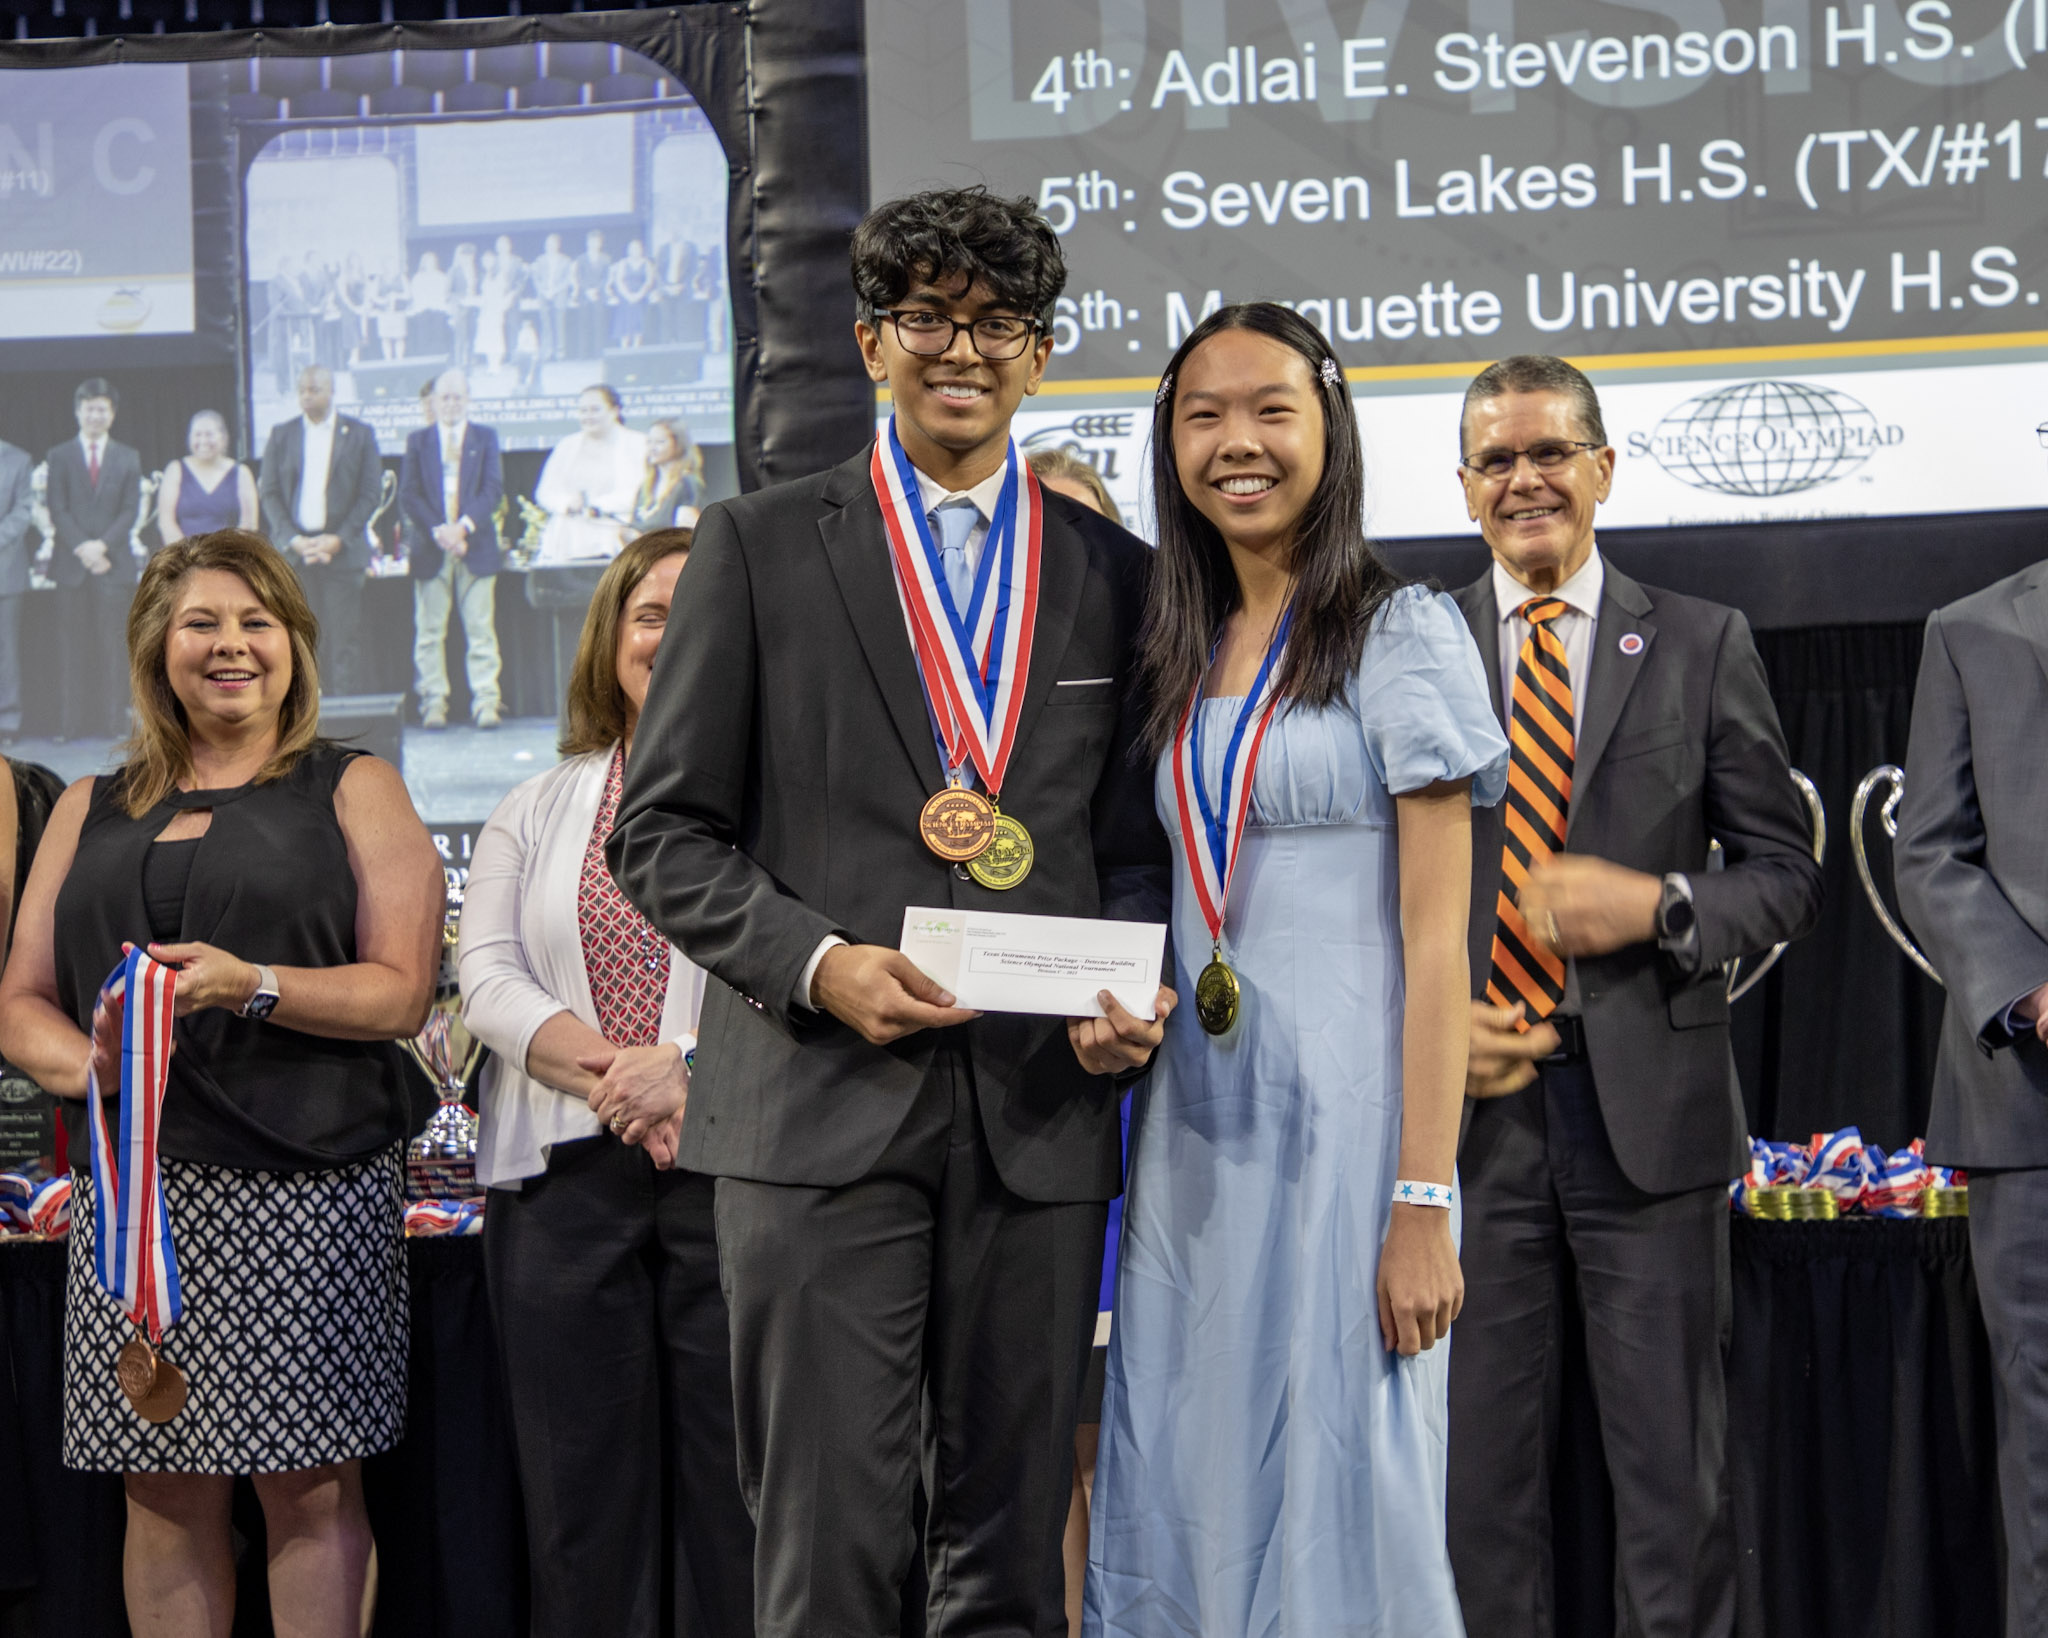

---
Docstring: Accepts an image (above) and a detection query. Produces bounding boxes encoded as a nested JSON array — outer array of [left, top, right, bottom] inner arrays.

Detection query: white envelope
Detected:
[[899, 906, 1167, 1020]]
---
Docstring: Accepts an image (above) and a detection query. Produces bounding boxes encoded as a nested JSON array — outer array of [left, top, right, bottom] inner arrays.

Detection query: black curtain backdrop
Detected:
[[1738, 623, 1947, 1151]]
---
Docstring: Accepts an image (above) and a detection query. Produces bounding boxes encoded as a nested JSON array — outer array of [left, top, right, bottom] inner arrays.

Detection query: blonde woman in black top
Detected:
[[0, 529, 443, 1637]]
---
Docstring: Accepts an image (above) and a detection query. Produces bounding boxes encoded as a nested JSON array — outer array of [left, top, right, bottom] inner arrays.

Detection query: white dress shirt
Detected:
[[459, 750, 703, 1188], [1491, 544, 1604, 740], [296, 412, 336, 534], [794, 457, 1012, 1010], [440, 421, 467, 527]]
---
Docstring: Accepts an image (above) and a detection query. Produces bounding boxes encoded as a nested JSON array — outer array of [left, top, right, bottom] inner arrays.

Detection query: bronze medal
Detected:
[[966, 813, 1035, 891], [116, 1336, 158, 1403], [920, 787, 997, 862], [1195, 957, 1241, 1037], [116, 1337, 188, 1424], [134, 1358, 188, 1424]]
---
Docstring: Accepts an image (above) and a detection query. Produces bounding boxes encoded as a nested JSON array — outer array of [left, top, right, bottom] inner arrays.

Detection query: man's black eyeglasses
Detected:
[[874, 308, 1044, 361], [1458, 440, 1604, 481]]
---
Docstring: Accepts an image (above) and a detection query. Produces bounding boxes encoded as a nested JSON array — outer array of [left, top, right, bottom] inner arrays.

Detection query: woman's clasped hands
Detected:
[[581, 1041, 690, 1168]]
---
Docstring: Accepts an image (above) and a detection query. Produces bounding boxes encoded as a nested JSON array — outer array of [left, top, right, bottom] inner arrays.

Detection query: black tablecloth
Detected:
[[1727, 1214, 2000, 1638], [0, 1214, 2007, 1637], [0, 1235, 527, 1638]]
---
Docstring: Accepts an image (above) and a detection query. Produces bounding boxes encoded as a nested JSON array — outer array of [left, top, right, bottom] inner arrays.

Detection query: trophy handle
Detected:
[[1726, 769, 1828, 1004], [1850, 764, 1944, 986]]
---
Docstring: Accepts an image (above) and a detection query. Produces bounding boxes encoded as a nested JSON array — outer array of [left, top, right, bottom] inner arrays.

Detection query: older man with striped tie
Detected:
[[1443, 355, 1823, 1638]]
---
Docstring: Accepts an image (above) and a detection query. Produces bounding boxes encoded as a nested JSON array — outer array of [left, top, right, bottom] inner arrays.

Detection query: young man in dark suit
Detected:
[[609, 187, 1173, 1636], [1895, 563, 2048, 1637], [397, 368, 504, 729], [259, 364, 386, 694], [1445, 355, 1823, 1638], [44, 378, 143, 741]]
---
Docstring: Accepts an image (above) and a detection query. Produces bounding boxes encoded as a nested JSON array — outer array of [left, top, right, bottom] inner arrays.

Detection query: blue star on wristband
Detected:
[[1394, 1179, 1454, 1208]]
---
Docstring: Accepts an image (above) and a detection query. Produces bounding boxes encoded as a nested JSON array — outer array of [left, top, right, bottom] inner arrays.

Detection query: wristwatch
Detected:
[[1656, 874, 1697, 943], [241, 965, 280, 1021]]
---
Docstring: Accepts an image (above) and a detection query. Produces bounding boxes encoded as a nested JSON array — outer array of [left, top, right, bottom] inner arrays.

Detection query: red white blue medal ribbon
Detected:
[[871, 419, 1043, 796], [1170, 611, 1293, 951], [84, 947, 182, 1343]]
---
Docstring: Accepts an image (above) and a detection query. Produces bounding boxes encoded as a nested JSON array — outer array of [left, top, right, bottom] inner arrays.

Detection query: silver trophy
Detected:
[[1724, 768, 1828, 1003], [1850, 765, 1944, 986], [404, 880, 485, 1199]]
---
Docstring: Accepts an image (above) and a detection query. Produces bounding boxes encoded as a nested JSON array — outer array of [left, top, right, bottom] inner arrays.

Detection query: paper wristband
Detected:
[[1393, 1180, 1455, 1209]]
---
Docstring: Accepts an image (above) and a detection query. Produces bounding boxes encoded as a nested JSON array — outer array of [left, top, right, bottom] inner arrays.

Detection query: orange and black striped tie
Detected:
[[1487, 597, 1574, 1024]]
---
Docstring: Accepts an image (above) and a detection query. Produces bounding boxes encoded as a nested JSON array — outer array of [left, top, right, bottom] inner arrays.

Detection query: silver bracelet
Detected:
[[1393, 1179, 1455, 1209]]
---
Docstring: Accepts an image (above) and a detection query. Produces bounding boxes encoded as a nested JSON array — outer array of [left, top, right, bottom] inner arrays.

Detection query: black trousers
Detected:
[[1968, 1167, 2048, 1638], [483, 1137, 756, 1638], [55, 573, 132, 738], [295, 561, 367, 695], [715, 1044, 1105, 1638], [1448, 1054, 1734, 1638]]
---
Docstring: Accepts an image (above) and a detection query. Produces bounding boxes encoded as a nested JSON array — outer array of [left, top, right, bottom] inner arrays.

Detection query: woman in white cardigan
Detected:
[[458, 527, 753, 1638]]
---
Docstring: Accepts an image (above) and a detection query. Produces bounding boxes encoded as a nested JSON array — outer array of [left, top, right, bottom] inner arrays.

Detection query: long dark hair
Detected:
[[1137, 302, 1404, 757]]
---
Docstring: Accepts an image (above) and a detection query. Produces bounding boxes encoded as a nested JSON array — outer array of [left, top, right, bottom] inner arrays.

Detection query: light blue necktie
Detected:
[[930, 498, 979, 616]]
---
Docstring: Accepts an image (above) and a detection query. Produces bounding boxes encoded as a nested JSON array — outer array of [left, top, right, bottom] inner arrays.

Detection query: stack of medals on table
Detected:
[[405, 892, 484, 1204], [1747, 1184, 1842, 1221], [1734, 1128, 1966, 1220]]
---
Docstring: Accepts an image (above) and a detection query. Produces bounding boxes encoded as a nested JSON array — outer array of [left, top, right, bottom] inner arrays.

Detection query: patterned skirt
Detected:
[[62, 1145, 409, 1475]]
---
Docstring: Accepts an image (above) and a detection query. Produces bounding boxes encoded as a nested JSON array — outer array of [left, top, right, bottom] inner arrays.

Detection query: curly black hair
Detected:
[[851, 186, 1066, 325]]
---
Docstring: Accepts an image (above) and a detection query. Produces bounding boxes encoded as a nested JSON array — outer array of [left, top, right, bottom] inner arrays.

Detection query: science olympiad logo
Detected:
[[1631, 380, 1903, 498], [1021, 414, 1136, 482]]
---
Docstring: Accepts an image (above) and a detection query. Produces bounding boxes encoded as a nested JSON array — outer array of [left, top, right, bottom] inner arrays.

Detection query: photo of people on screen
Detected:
[[244, 103, 733, 590]]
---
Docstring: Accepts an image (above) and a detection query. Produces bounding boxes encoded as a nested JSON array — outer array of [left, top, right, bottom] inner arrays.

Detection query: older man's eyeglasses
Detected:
[[875, 308, 1042, 361], [1459, 440, 1603, 481]]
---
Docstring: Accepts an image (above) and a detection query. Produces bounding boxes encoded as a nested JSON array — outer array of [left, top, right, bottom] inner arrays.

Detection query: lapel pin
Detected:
[[1618, 633, 1645, 656]]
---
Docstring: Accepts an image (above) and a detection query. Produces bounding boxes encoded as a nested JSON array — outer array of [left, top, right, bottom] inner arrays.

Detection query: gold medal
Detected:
[[920, 786, 996, 862], [116, 1335, 188, 1425], [1195, 954, 1241, 1036], [966, 813, 1035, 890]]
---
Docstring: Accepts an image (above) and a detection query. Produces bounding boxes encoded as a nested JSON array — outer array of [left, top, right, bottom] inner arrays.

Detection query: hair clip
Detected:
[[1155, 371, 1174, 407], [1320, 357, 1342, 390]]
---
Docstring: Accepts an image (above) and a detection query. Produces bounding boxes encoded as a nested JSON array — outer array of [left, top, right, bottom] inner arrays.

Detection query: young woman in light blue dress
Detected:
[[1087, 303, 1508, 1638]]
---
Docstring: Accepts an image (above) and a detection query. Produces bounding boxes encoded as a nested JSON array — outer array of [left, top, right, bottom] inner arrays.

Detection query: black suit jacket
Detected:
[[1456, 562, 1823, 1194], [258, 414, 385, 572], [1895, 559, 2048, 1168], [608, 443, 1170, 1203], [398, 423, 504, 579], [44, 438, 143, 588]]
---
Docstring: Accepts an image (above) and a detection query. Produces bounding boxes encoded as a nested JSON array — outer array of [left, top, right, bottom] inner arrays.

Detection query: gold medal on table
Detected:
[[1195, 948, 1241, 1036], [116, 1334, 188, 1425], [966, 812, 1035, 890], [919, 786, 997, 862]]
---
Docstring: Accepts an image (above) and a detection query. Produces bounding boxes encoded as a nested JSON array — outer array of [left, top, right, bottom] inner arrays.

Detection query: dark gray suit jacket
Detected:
[[1895, 559, 2048, 1169], [608, 443, 1169, 1203], [1456, 562, 1823, 1195], [258, 413, 385, 572], [0, 442, 32, 599], [43, 438, 142, 589]]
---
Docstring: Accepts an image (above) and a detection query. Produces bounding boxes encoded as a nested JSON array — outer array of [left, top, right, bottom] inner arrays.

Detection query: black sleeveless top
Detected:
[[54, 743, 411, 1174]]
